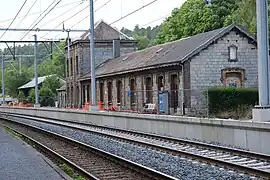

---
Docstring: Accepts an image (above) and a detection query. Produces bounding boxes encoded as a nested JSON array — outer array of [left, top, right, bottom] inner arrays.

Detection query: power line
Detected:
[[16, 0, 38, 28], [40, 4, 89, 39], [20, 0, 58, 40], [21, 0, 62, 40], [0, 0, 28, 40], [41, 0, 107, 39], [0, 1, 83, 24], [110, 0, 158, 25], [141, 14, 169, 27], [70, 0, 113, 29], [39, 1, 84, 28]]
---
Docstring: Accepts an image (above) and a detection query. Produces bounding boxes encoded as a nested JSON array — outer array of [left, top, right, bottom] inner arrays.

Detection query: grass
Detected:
[[59, 163, 86, 180]]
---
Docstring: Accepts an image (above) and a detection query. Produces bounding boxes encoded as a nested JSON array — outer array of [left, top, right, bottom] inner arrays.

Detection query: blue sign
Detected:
[[229, 83, 237, 87], [128, 90, 131, 97], [159, 93, 165, 113]]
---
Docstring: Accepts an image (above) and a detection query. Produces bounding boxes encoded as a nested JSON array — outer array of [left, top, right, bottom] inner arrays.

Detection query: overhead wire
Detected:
[[40, 0, 102, 39], [21, 0, 62, 40], [141, 14, 169, 27], [109, 0, 158, 25], [70, 0, 113, 29], [16, 0, 39, 28], [0, 0, 28, 40], [39, 1, 85, 28], [0, 1, 83, 24]]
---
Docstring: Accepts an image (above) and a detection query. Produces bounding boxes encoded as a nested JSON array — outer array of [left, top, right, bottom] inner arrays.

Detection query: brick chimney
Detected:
[[113, 39, 120, 58]]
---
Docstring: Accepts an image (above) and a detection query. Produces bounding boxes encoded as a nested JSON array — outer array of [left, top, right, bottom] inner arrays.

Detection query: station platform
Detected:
[[0, 127, 69, 180]]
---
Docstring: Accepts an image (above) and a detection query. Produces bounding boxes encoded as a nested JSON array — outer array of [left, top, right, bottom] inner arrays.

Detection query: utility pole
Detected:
[[1, 55, 5, 106], [257, 0, 270, 106], [90, 0, 96, 110], [19, 56, 22, 75], [34, 34, 39, 107], [253, 0, 270, 121], [67, 30, 71, 107]]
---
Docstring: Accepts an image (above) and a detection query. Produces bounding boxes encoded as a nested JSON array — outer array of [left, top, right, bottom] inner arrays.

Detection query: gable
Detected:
[[80, 20, 132, 40]]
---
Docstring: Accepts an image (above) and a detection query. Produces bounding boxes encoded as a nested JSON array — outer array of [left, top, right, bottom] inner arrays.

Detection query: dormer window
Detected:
[[228, 45, 238, 62]]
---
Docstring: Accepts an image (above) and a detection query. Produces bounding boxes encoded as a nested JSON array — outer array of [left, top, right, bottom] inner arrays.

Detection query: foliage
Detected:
[[28, 89, 35, 104], [0, 41, 65, 100], [207, 87, 258, 116], [42, 75, 61, 95], [38, 42, 65, 77], [121, 25, 161, 49], [37, 75, 61, 106], [17, 91, 25, 102], [231, 0, 270, 33], [39, 86, 55, 107], [155, 0, 239, 44], [4, 65, 32, 97]]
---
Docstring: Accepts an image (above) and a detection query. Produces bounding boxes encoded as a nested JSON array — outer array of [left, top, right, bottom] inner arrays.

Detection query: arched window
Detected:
[[116, 80, 122, 105], [228, 45, 238, 62], [145, 77, 153, 103]]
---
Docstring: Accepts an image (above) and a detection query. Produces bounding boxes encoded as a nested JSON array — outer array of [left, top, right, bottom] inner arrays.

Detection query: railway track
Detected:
[[3, 113, 270, 179], [0, 118, 177, 180]]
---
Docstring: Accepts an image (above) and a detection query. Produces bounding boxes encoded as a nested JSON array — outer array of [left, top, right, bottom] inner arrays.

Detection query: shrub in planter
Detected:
[[207, 87, 258, 115]]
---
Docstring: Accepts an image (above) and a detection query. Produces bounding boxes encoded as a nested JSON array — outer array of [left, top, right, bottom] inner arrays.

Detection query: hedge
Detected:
[[207, 87, 258, 114]]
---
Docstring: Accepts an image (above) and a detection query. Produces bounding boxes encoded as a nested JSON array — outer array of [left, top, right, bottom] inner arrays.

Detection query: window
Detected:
[[99, 82, 104, 102], [228, 45, 238, 62], [108, 81, 113, 105], [157, 76, 164, 91], [221, 68, 245, 88], [75, 56, 79, 74], [145, 77, 153, 103], [66, 60, 69, 77], [116, 80, 122, 104], [70, 57, 73, 76]]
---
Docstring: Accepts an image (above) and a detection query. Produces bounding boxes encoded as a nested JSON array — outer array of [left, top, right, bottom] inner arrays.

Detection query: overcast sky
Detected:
[[0, 0, 185, 43]]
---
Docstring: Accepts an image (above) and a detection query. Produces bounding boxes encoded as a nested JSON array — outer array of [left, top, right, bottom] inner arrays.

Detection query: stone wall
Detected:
[[187, 30, 258, 115], [94, 67, 183, 115], [66, 41, 137, 107], [190, 30, 258, 90]]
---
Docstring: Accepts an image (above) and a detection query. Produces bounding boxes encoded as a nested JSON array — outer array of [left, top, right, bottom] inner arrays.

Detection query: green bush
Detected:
[[207, 87, 258, 115]]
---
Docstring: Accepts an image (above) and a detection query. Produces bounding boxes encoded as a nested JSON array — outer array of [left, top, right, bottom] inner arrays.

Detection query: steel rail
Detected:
[[2, 113, 270, 178], [0, 117, 178, 180]]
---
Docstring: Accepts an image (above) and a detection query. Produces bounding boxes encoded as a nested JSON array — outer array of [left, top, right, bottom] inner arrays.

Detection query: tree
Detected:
[[42, 75, 61, 95], [231, 0, 270, 33], [28, 89, 35, 104], [121, 25, 161, 49], [156, 0, 239, 44], [39, 87, 55, 107]]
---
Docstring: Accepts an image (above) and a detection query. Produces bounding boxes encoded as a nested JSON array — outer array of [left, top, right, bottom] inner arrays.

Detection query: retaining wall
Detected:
[[0, 107, 269, 154]]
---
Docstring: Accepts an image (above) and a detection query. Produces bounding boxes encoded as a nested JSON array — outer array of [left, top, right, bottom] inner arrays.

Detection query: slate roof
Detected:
[[18, 75, 66, 90], [79, 20, 133, 40], [80, 24, 256, 80]]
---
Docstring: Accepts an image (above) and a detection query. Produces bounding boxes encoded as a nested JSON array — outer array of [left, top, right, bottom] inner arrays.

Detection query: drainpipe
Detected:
[[180, 62, 185, 115]]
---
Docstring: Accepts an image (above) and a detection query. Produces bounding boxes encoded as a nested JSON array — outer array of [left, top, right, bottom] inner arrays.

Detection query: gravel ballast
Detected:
[[10, 117, 253, 180]]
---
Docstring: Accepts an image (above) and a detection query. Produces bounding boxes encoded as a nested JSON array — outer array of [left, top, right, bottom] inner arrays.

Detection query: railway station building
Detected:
[[63, 22, 258, 116]]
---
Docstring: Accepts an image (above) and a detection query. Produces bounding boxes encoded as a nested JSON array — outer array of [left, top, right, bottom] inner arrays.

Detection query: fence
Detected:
[[52, 88, 255, 119], [93, 89, 210, 118]]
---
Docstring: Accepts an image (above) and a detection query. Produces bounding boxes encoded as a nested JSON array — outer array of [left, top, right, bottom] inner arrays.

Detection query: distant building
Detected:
[[56, 84, 66, 108], [18, 75, 66, 97], [65, 20, 138, 108]]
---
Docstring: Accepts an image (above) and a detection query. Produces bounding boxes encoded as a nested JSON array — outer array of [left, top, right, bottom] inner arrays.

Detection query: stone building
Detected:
[[65, 20, 138, 107], [68, 24, 258, 115]]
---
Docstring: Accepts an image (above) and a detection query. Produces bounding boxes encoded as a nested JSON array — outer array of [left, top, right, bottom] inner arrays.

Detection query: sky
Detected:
[[0, 0, 185, 44]]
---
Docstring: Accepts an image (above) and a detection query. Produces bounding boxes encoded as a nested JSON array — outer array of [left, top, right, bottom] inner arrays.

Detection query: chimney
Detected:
[[113, 39, 120, 58]]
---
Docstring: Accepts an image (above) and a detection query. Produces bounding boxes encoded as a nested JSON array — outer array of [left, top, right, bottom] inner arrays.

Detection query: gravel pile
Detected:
[[11, 117, 253, 180]]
